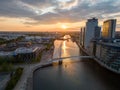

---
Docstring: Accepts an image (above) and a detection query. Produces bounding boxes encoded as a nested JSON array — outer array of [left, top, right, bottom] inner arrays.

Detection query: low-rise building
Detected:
[[15, 47, 41, 62], [0, 46, 44, 62]]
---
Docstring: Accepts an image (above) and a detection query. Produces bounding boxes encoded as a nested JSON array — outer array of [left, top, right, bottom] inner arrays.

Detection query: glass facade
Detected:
[[96, 43, 120, 72], [102, 19, 116, 39], [102, 21, 110, 38]]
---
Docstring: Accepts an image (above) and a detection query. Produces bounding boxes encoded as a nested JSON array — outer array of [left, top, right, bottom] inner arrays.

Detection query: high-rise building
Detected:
[[80, 28, 82, 45], [94, 26, 101, 39], [102, 19, 116, 39], [80, 27, 85, 47], [84, 18, 98, 49]]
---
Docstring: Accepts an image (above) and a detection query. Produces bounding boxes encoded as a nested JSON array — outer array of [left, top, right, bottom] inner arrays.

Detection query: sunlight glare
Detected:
[[61, 25, 68, 29]]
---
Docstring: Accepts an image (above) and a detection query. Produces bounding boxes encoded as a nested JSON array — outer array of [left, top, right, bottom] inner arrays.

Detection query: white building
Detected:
[[84, 18, 98, 49], [14, 47, 39, 54]]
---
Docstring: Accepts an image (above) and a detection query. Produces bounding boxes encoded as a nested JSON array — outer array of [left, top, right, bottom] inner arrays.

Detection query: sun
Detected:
[[61, 25, 68, 29]]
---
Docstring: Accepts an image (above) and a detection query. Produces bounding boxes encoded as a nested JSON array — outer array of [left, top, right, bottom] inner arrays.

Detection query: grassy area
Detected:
[[0, 62, 14, 72], [5, 67, 23, 90], [0, 56, 15, 64]]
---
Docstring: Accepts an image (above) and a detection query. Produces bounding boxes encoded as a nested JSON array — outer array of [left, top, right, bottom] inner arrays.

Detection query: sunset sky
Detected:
[[0, 0, 120, 32]]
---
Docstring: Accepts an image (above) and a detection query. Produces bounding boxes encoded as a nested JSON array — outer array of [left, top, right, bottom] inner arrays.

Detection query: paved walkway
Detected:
[[0, 73, 10, 90], [13, 49, 53, 90]]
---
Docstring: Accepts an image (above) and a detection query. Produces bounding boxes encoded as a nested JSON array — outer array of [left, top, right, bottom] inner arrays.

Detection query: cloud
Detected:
[[58, 0, 79, 9], [0, 0, 35, 18], [0, 0, 120, 25], [21, 0, 56, 8]]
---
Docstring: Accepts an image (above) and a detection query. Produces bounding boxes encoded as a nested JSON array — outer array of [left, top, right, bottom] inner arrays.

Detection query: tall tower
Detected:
[[102, 19, 116, 39], [80, 27, 85, 47], [94, 26, 101, 39], [84, 18, 98, 49]]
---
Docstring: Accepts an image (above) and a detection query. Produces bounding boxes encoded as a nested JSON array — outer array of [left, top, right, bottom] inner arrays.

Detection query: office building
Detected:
[[15, 47, 41, 62], [94, 26, 101, 39], [79, 18, 120, 73], [84, 18, 98, 49], [102, 19, 116, 39], [95, 42, 120, 71]]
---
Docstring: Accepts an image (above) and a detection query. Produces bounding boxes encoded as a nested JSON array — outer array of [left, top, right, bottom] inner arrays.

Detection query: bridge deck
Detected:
[[49, 55, 94, 62]]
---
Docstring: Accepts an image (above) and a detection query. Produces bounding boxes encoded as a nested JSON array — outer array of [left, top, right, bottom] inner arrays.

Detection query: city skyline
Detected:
[[0, 0, 120, 32]]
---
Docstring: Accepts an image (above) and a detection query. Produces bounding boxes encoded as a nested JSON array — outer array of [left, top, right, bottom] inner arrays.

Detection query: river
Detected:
[[33, 35, 120, 90]]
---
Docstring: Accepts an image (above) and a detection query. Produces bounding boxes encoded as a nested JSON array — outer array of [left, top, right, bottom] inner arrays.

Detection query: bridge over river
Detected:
[[33, 35, 120, 90], [48, 55, 94, 64]]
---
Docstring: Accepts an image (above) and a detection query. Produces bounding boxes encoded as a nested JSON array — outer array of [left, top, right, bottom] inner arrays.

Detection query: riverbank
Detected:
[[75, 39, 120, 74], [33, 35, 120, 90], [13, 47, 54, 90]]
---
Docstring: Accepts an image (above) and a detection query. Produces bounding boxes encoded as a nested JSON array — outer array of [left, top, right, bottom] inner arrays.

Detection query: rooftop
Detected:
[[0, 51, 14, 56], [15, 47, 39, 54], [0, 46, 41, 56]]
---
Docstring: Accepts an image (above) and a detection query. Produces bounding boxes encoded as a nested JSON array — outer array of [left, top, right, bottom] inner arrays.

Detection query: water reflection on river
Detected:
[[53, 35, 79, 62], [33, 35, 120, 90]]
